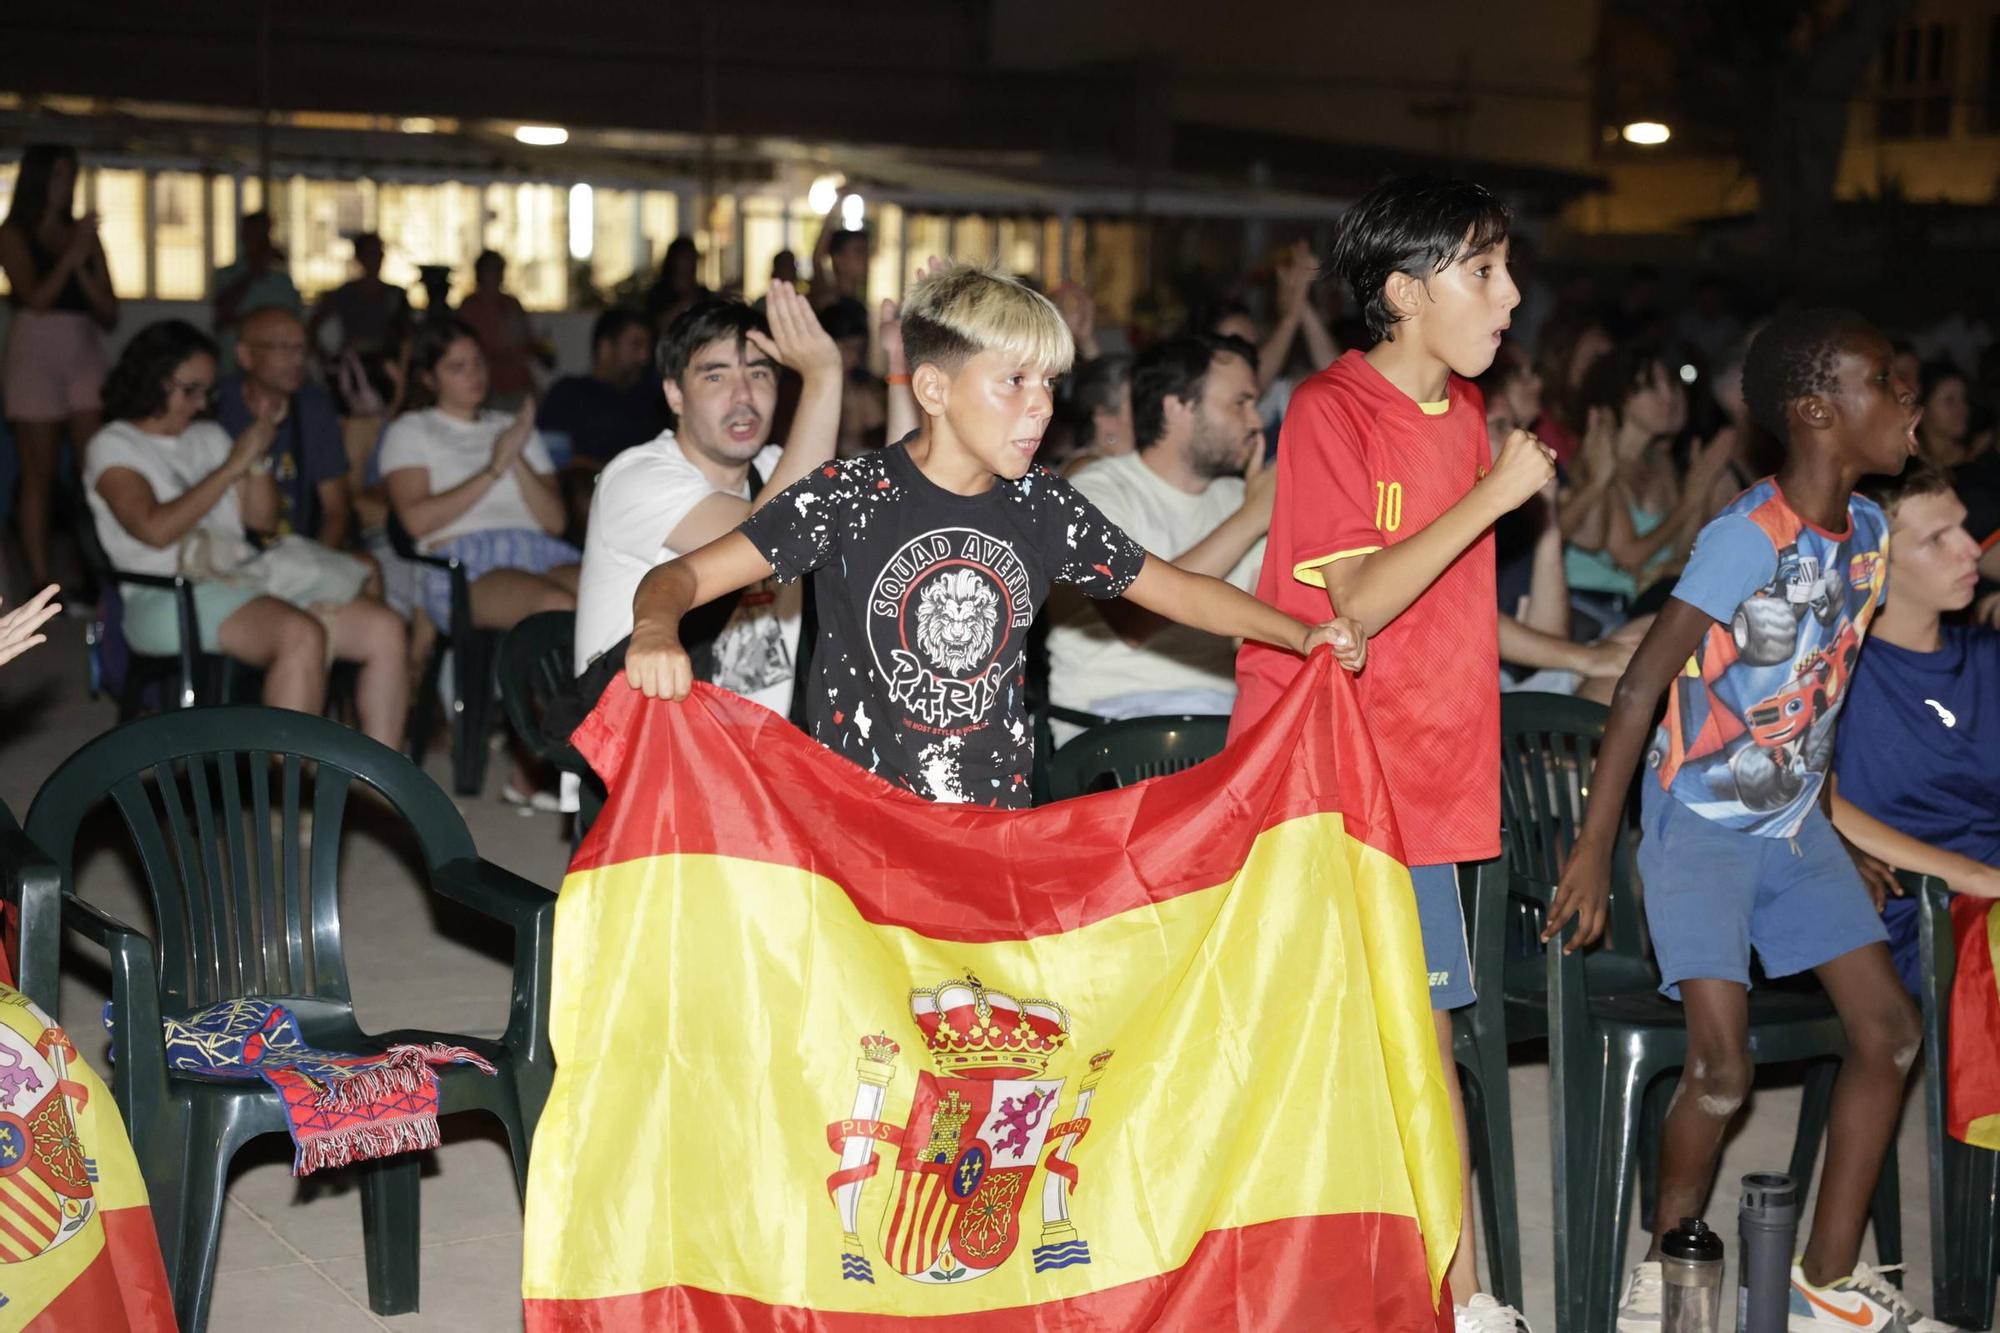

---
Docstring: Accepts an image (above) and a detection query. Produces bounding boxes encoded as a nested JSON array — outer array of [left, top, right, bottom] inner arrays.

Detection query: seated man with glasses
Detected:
[[216, 306, 356, 552]]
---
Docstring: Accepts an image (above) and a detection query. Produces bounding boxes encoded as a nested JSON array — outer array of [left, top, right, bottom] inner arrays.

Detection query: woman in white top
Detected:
[[85, 321, 409, 744], [379, 319, 578, 635]]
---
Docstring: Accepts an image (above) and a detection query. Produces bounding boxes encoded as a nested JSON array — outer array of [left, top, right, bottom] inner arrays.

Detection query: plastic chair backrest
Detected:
[[1044, 715, 1231, 801], [498, 610, 578, 763], [1497, 692, 1646, 957], [26, 706, 477, 1019]]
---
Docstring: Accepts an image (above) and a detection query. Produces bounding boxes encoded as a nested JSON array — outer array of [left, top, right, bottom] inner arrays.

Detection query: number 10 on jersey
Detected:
[[1375, 480, 1403, 533]]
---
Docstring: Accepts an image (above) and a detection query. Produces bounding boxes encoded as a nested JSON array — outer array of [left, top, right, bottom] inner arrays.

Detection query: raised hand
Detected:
[[748, 281, 841, 382], [0, 585, 61, 668], [490, 398, 536, 473], [1482, 427, 1558, 513], [1275, 239, 1317, 314], [1053, 283, 1100, 359]]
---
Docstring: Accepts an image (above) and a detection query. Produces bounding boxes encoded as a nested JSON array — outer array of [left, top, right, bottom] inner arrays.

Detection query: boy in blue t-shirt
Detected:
[[1547, 310, 1958, 1330], [1831, 463, 2000, 993]]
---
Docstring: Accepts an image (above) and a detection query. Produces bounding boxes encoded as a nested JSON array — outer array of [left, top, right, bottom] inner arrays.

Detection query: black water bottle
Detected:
[[1661, 1217, 1725, 1333], [1738, 1171, 1800, 1333]]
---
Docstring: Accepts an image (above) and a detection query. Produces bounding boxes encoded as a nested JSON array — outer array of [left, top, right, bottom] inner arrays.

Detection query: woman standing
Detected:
[[0, 144, 119, 592]]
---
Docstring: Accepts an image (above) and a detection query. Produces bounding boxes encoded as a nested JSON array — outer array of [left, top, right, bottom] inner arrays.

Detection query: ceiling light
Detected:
[[1621, 121, 1671, 146], [840, 194, 865, 229], [400, 117, 438, 135], [515, 125, 569, 147]]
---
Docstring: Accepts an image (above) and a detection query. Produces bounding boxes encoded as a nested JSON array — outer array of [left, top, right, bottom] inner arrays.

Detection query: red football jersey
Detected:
[[1233, 351, 1500, 864]]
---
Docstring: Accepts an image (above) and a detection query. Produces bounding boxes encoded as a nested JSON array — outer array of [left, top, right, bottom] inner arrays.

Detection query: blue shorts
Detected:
[[420, 527, 580, 629], [1409, 863, 1476, 1011], [1638, 782, 1888, 999]]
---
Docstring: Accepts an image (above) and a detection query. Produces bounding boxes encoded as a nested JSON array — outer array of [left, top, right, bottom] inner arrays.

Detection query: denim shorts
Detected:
[[1638, 781, 1887, 999], [1409, 863, 1476, 1011]]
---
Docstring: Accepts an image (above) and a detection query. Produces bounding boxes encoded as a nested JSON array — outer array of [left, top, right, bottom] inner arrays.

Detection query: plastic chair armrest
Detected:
[[431, 859, 554, 1066], [1044, 703, 1109, 730], [1507, 871, 1558, 910], [110, 567, 202, 706], [62, 894, 171, 1134]]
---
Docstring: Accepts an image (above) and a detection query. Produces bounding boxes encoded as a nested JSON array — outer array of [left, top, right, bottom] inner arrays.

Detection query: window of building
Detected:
[[589, 187, 639, 300], [86, 168, 149, 300], [151, 171, 207, 300], [1879, 20, 1955, 140]]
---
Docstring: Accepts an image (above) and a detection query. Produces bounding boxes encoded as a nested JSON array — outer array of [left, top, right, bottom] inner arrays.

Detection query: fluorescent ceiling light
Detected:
[[515, 124, 569, 147]]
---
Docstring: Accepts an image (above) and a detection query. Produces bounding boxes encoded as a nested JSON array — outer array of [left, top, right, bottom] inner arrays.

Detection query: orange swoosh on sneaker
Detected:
[[1794, 1281, 1878, 1327]]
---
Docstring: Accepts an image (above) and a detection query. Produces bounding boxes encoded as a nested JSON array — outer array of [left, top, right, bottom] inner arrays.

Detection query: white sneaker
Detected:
[[1455, 1292, 1532, 1333], [1789, 1260, 1960, 1331], [1616, 1261, 1663, 1332]]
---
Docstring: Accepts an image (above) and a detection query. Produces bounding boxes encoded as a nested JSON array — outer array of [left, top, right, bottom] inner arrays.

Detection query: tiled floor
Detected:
[[0, 620, 1954, 1331]]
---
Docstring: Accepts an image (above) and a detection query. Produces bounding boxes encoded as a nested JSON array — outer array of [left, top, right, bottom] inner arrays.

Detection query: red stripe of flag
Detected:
[[568, 652, 1399, 944], [0, 1179, 58, 1240], [524, 1212, 1450, 1332]]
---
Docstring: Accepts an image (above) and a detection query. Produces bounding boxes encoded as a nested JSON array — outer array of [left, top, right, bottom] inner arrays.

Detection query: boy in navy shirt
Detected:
[[1831, 462, 2000, 993], [1549, 309, 1958, 1330]]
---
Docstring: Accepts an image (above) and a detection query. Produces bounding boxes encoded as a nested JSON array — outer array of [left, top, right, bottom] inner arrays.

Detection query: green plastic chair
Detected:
[[496, 610, 605, 842], [0, 798, 60, 1015], [1042, 714, 1231, 801], [1914, 871, 2000, 1328], [1495, 693, 1898, 1333], [24, 705, 556, 1333]]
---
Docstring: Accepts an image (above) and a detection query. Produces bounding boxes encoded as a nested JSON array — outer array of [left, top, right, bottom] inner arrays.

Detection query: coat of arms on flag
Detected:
[[522, 650, 1460, 1332], [826, 975, 1112, 1287]]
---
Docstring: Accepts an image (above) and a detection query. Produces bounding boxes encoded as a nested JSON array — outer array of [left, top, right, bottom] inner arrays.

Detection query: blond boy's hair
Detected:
[[900, 263, 1075, 378]]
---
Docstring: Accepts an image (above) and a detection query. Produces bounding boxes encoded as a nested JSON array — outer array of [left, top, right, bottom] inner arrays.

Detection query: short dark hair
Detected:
[[1331, 175, 1510, 344], [103, 320, 218, 423], [1740, 307, 1879, 437], [829, 229, 869, 259], [474, 249, 504, 277], [1131, 333, 1257, 449], [817, 298, 871, 343], [591, 306, 650, 352], [657, 297, 770, 382], [1862, 458, 1955, 520]]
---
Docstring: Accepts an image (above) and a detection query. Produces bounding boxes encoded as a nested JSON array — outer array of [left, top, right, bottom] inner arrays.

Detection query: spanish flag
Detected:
[[1949, 897, 2000, 1147], [521, 650, 1458, 1331], [0, 984, 175, 1332]]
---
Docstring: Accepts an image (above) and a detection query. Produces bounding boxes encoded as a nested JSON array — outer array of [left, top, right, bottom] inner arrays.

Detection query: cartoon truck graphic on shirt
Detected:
[[1726, 622, 1862, 812], [1729, 544, 1844, 667]]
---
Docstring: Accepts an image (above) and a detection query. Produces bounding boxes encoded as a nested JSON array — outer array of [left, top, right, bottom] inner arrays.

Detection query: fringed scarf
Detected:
[[157, 998, 495, 1175]]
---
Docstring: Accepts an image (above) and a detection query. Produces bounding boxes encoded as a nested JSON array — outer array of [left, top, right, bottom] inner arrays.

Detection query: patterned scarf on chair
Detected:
[[155, 998, 496, 1176]]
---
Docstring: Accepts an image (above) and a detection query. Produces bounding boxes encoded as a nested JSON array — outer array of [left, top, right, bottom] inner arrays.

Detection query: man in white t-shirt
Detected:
[[573, 283, 841, 714], [1046, 333, 1273, 732]]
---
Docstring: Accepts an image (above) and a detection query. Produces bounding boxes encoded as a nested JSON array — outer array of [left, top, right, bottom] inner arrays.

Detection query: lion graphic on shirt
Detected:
[[915, 567, 999, 673]]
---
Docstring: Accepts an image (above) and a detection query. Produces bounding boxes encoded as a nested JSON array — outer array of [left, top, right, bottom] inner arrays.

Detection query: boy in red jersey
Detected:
[[1233, 177, 1570, 1332]]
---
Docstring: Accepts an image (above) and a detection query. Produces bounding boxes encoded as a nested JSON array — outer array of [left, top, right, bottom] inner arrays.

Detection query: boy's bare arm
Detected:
[[626, 532, 778, 700], [1320, 427, 1551, 635], [1120, 555, 1365, 670], [1541, 597, 1713, 951], [1827, 781, 2000, 902]]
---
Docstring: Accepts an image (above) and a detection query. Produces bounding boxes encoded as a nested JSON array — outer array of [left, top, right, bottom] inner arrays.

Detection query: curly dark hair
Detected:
[[1740, 307, 1878, 437], [101, 319, 218, 423], [1330, 175, 1510, 345], [1577, 342, 1671, 424]]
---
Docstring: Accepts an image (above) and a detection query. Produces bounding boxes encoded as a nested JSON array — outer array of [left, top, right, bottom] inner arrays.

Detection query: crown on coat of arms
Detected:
[[910, 973, 1070, 1079], [858, 1033, 900, 1064]]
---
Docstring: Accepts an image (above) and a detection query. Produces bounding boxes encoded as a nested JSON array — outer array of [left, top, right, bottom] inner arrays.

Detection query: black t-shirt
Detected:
[[739, 440, 1146, 807], [536, 374, 671, 466]]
